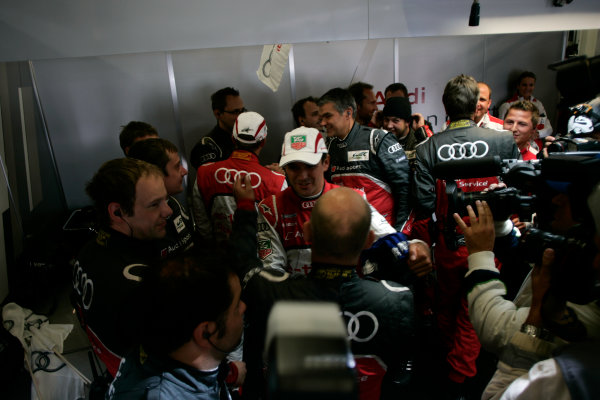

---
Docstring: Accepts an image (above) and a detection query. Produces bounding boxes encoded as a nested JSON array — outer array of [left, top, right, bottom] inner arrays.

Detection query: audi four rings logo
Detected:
[[215, 168, 262, 188], [437, 140, 489, 161], [343, 310, 379, 343]]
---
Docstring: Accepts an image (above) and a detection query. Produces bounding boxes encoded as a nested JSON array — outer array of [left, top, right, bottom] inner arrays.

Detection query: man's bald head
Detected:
[[309, 187, 372, 262]]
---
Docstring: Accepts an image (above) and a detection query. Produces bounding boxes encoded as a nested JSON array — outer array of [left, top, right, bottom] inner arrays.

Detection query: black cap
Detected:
[[383, 97, 412, 121]]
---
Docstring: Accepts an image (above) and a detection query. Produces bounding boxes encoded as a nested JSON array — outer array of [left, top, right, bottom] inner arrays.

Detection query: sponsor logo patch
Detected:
[[290, 135, 307, 150], [348, 150, 369, 162], [173, 215, 185, 234], [388, 143, 401, 153], [258, 240, 273, 259]]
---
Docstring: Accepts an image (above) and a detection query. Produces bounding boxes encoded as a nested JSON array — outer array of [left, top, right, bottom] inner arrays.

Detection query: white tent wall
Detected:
[[31, 32, 564, 209], [1, 0, 599, 62]]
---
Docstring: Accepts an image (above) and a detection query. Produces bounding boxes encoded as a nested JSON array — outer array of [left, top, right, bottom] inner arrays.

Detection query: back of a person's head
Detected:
[[318, 88, 357, 117], [348, 82, 373, 105], [385, 82, 408, 98], [86, 158, 162, 227], [119, 121, 158, 154], [128, 138, 179, 175], [310, 187, 371, 260], [211, 87, 240, 111], [291, 96, 318, 127], [137, 249, 235, 356], [442, 74, 479, 121]]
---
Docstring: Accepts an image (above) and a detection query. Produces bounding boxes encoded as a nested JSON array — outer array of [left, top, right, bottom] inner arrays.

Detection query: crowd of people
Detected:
[[71, 72, 600, 400]]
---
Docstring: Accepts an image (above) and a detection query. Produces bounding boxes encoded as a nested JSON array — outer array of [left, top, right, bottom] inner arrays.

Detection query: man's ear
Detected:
[[322, 154, 330, 169], [363, 230, 376, 250], [213, 109, 221, 120], [303, 220, 313, 243], [192, 321, 216, 346], [108, 202, 123, 220]]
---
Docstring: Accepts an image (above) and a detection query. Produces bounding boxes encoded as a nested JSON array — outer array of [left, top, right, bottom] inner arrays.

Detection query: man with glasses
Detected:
[[190, 87, 247, 169]]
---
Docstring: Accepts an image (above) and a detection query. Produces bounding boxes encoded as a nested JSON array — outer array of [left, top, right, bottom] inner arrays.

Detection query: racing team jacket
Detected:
[[154, 195, 195, 259], [230, 201, 415, 400], [413, 119, 520, 220], [256, 181, 395, 275], [498, 94, 553, 138], [411, 120, 519, 382], [73, 228, 156, 376], [190, 124, 234, 170], [328, 122, 410, 231], [193, 150, 287, 243]]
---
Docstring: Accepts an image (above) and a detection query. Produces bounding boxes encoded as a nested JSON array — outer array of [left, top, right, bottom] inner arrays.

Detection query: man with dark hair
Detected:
[[384, 82, 409, 99], [498, 71, 553, 138], [503, 100, 541, 160], [72, 158, 173, 376], [318, 87, 410, 231], [382, 96, 429, 170], [107, 250, 246, 399], [193, 111, 286, 243], [411, 74, 519, 395], [128, 138, 195, 258], [348, 81, 378, 127], [190, 87, 246, 169], [118, 121, 159, 155], [234, 181, 425, 399], [441, 81, 505, 132], [291, 96, 320, 129]]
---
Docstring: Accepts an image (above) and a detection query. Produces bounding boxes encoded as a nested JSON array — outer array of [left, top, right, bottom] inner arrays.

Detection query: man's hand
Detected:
[[407, 241, 433, 277], [525, 248, 554, 327], [233, 174, 256, 203], [411, 113, 425, 130], [265, 162, 284, 175], [453, 200, 495, 255]]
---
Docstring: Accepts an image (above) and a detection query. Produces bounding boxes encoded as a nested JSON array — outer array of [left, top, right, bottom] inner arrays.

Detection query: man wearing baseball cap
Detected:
[[257, 126, 401, 275], [193, 111, 286, 244]]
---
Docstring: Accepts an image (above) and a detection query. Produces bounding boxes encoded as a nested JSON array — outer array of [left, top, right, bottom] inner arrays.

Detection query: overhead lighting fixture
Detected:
[[469, 0, 480, 26]]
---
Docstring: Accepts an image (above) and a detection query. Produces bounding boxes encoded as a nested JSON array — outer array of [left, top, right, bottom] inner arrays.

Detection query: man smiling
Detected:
[[503, 100, 540, 160]]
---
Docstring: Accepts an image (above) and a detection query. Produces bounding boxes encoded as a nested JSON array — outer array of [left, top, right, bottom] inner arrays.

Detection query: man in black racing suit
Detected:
[[72, 158, 173, 376], [231, 176, 431, 399], [411, 74, 519, 395], [318, 88, 410, 231]]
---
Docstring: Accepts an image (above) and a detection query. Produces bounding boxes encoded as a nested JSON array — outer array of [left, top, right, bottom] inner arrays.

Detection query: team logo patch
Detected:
[[348, 150, 369, 162], [259, 203, 273, 216], [173, 215, 185, 234], [258, 239, 273, 259], [290, 135, 307, 150]]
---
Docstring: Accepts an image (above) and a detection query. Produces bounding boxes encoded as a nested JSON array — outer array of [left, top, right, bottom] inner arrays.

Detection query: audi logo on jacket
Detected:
[[412, 119, 519, 218]]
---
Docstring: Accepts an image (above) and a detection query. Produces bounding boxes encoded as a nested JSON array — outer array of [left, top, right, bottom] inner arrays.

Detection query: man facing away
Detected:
[[118, 121, 158, 155], [411, 74, 519, 396], [128, 138, 195, 258], [190, 87, 246, 169], [193, 111, 286, 243], [319, 87, 410, 230], [107, 249, 246, 400], [72, 158, 173, 376], [233, 180, 428, 400]]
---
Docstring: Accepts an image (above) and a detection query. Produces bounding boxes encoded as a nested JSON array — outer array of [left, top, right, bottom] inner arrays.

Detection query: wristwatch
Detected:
[[520, 323, 554, 342]]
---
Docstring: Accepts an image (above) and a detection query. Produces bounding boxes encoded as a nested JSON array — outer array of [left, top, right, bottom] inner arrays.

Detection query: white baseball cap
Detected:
[[233, 111, 268, 144], [279, 127, 328, 167]]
